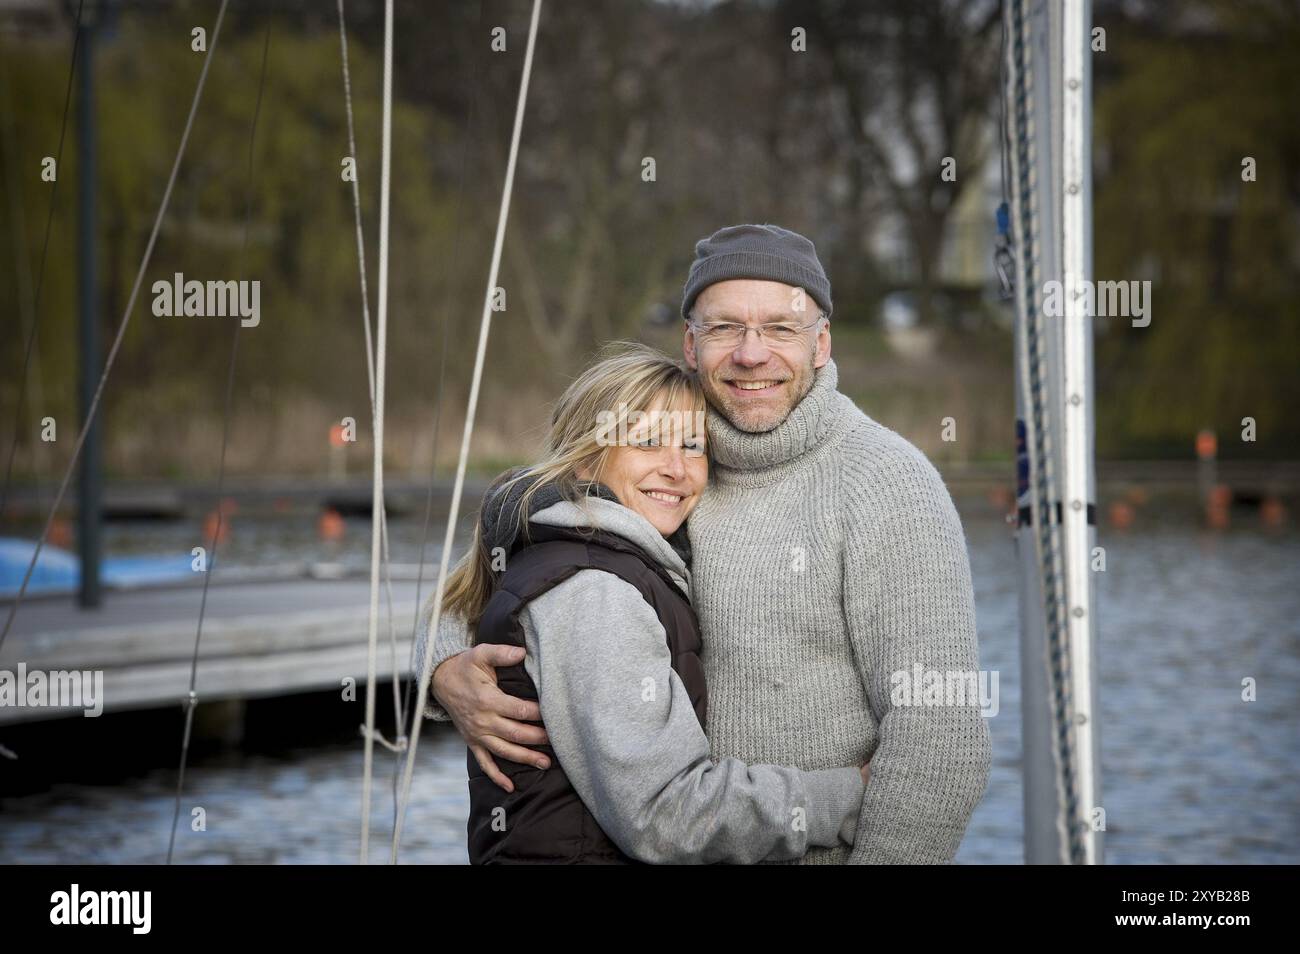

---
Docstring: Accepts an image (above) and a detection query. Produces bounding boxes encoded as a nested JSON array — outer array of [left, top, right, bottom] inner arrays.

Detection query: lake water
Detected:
[[2, 500, 1297, 864]]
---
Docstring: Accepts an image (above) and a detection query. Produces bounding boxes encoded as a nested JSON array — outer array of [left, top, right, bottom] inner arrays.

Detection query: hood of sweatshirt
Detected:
[[529, 497, 691, 596], [478, 468, 693, 595]]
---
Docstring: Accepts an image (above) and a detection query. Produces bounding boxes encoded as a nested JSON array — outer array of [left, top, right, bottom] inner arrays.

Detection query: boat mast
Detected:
[[1005, 0, 1103, 864]]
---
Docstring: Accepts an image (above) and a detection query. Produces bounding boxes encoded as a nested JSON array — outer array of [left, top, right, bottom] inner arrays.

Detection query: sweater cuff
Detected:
[[422, 694, 452, 723], [800, 766, 866, 848], [417, 643, 468, 723], [413, 607, 476, 722]]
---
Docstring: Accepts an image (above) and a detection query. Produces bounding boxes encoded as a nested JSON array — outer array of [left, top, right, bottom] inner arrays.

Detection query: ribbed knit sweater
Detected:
[[687, 358, 991, 863], [420, 358, 992, 864]]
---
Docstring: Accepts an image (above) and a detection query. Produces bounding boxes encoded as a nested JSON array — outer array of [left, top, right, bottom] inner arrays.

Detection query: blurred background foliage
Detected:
[[0, 0, 1295, 483]]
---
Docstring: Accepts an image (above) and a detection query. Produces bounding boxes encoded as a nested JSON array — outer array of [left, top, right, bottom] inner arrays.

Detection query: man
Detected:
[[419, 223, 992, 864]]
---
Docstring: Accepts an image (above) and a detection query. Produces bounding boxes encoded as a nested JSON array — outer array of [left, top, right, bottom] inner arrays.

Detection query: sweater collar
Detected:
[[705, 358, 845, 471]]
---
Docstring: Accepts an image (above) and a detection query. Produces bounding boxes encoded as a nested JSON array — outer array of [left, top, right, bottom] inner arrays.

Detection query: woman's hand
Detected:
[[859, 760, 872, 787], [431, 644, 551, 792]]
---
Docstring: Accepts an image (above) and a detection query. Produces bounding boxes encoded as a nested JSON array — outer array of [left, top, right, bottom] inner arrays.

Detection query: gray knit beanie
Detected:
[[680, 223, 833, 321]]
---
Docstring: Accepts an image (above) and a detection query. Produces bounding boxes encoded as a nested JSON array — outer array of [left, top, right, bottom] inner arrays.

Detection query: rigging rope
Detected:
[[336, 0, 405, 765], [390, 0, 544, 864], [166, 5, 273, 865], [358, 0, 397, 866]]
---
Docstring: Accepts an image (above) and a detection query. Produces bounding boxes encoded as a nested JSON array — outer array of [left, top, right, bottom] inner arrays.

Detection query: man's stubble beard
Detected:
[[696, 346, 817, 434]]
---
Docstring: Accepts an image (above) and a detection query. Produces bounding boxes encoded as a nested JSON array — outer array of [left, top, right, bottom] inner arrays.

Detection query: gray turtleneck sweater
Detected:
[[419, 359, 991, 864]]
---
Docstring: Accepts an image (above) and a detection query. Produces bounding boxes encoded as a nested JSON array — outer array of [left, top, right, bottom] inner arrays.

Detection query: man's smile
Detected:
[[725, 378, 787, 398]]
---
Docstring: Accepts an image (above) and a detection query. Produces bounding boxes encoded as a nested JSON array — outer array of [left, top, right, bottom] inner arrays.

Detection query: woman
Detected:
[[429, 343, 866, 864]]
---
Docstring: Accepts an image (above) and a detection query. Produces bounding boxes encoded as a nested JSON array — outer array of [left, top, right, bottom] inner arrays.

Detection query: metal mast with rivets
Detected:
[[1004, 0, 1104, 865]]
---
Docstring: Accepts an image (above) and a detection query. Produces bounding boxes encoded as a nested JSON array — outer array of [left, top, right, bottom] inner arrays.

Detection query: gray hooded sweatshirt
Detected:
[[423, 494, 864, 864]]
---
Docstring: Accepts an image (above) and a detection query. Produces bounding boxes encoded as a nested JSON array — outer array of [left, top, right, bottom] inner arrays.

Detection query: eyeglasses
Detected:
[[689, 316, 825, 349]]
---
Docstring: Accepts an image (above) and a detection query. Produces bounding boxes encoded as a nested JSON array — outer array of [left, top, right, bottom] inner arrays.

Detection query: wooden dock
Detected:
[[0, 578, 426, 725]]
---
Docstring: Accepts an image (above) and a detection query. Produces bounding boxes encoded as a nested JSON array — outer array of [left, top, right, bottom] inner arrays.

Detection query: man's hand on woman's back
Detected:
[[431, 644, 551, 792]]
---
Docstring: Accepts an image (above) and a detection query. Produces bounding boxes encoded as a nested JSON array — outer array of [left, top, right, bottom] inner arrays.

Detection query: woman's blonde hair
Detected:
[[429, 341, 706, 628]]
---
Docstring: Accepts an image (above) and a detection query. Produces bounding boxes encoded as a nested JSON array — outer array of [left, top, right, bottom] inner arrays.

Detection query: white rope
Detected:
[[337, 0, 402, 728], [390, 0, 544, 863], [359, 0, 395, 866], [337, 0, 406, 790], [360, 724, 407, 753], [337, 0, 400, 677]]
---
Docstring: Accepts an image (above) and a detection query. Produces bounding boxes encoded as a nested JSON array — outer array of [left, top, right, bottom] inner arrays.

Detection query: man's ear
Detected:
[[683, 325, 699, 369], [814, 321, 832, 369]]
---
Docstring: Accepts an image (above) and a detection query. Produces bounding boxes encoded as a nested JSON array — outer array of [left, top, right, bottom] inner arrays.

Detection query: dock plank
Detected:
[[0, 579, 435, 724]]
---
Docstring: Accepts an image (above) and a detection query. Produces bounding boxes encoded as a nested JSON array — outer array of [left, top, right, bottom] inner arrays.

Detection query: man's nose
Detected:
[[730, 327, 772, 367]]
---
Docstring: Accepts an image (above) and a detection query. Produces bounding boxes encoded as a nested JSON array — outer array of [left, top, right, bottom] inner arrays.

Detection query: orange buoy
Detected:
[[1205, 484, 1231, 530], [1205, 505, 1230, 530], [203, 510, 230, 545], [1108, 500, 1135, 530], [318, 507, 346, 542], [1261, 496, 1287, 530], [49, 516, 74, 549]]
